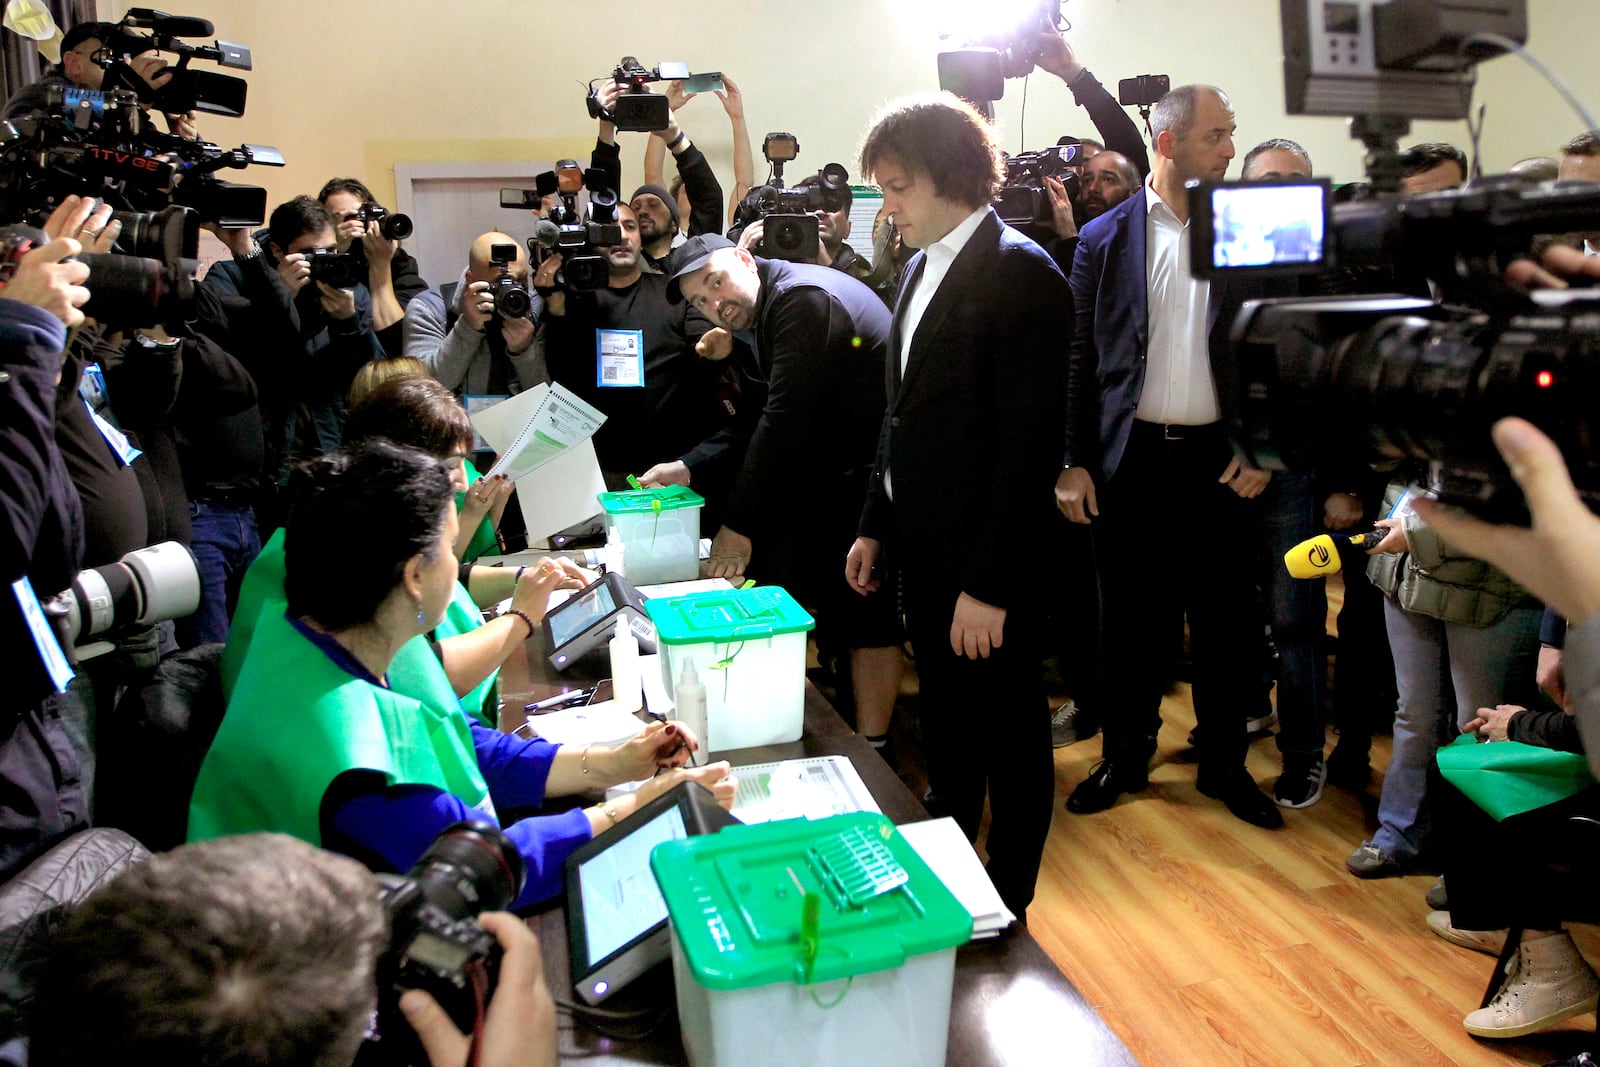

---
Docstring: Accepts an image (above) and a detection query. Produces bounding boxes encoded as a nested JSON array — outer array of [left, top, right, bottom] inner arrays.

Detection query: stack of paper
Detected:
[[729, 755, 881, 825], [896, 817, 1017, 939], [518, 699, 644, 747]]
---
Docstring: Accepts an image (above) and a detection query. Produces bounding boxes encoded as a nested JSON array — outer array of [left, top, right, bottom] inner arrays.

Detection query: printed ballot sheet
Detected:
[[469, 383, 609, 540]]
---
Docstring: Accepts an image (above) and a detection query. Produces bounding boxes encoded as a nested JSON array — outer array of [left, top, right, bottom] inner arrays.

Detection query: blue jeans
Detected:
[[1261, 472, 1327, 757], [176, 502, 261, 648], [1369, 598, 1540, 862]]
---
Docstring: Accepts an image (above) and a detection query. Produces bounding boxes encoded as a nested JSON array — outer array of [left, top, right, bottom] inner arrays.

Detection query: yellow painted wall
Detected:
[[92, 0, 1600, 214]]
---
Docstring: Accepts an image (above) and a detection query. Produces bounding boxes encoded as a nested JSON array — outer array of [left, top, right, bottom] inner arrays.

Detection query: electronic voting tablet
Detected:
[[541, 571, 654, 671]]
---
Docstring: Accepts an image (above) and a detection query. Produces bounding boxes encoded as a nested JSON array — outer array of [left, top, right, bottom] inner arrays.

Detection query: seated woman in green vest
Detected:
[[190, 440, 735, 907], [225, 374, 550, 723]]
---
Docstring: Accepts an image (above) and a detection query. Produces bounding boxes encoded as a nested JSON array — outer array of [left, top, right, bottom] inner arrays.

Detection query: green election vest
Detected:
[[189, 607, 493, 845], [222, 529, 498, 727], [458, 457, 499, 564], [1436, 733, 1596, 821]]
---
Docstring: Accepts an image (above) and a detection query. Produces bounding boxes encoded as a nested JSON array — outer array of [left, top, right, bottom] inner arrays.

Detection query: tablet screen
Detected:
[[549, 583, 617, 649], [577, 804, 688, 965]]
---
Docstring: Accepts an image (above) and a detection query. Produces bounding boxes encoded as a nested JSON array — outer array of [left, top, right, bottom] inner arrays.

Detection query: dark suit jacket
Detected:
[[859, 209, 1071, 610], [1065, 186, 1293, 486]]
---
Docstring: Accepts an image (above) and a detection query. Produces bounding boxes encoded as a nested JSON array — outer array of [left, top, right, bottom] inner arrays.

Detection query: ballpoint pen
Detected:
[[524, 687, 597, 713]]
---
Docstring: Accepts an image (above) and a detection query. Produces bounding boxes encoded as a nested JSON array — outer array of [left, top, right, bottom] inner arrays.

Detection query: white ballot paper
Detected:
[[469, 384, 608, 541]]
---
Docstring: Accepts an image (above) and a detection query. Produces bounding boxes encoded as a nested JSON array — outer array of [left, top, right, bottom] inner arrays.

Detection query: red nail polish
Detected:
[[665, 723, 676, 734]]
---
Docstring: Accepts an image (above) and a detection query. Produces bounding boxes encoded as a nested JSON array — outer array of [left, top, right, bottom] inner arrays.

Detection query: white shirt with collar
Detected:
[[898, 205, 989, 374], [885, 204, 989, 500], [1139, 180, 1220, 425]]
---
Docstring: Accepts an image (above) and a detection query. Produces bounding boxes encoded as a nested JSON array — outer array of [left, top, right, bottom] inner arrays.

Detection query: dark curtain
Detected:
[[0, 1, 96, 106]]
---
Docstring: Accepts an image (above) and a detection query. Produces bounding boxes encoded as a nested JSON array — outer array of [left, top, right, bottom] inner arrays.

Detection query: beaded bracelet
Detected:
[[506, 608, 535, 638]]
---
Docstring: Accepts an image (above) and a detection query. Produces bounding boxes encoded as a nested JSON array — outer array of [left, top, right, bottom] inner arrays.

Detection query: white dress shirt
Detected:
[[885, 205, 989, 500], [1138, 182, 1220, 425]]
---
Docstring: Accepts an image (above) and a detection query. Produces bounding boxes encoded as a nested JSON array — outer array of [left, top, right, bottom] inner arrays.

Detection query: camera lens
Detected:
[[494, 281, 532, 319], [379, 212, 413, 241], [79, 252, 197, 327], [406, 820, 525, 918], [110, 204, 198, 264]]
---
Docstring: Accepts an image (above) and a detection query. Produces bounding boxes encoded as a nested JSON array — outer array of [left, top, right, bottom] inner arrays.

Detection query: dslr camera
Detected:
[[361, 821, 525, 1067], [0, 217, 198, 327], [486, 242, 532, 318], [42, 540, 200, 663], [586, 56, 690, 133], [505, 160, 622, 293], [305, 246, 363, 290], [351, 203, 413, 241], [995, 143, 1080, 229], [1191, 0, 1594, 521]]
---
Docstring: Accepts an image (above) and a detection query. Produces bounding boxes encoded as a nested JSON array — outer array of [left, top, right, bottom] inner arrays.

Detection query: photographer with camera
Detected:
[[536, 204, 739, 497], [204, 196, 384, 508], [632, 79, 726, 271], [2, 20, 190, 137], [30, 832, 560, 1067], [403, 233, 543, 400], [320, 178, 429, 357]]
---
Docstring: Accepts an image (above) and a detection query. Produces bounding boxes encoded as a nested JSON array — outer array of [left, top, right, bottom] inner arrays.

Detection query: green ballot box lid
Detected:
[[650, 813, 972, 991]]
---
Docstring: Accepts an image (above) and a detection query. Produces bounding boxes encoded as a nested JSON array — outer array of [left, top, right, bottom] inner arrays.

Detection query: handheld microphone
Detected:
[[1283, 527, 1387, 579]]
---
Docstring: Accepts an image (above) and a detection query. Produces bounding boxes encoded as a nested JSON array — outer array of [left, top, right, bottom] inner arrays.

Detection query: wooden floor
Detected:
[[1013, 576, 1600, 1067]]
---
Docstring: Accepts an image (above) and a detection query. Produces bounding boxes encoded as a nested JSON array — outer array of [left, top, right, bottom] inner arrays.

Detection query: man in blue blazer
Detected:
[[847, 94, 1071, 920], [1057, 84, 1286, 829]]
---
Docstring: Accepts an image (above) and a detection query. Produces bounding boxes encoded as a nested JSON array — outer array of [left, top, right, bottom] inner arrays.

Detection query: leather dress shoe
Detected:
[[1196, 769, 1284, 829], [1066, 759, 1148, 814]]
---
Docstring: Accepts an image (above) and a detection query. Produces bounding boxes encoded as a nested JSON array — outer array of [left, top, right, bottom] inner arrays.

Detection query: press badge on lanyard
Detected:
[[78, 364, 142, 466], [596, 329, 644, 388], [12, 578, 73, 692]]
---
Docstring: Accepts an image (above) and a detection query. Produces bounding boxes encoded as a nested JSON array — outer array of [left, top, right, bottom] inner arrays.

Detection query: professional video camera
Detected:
[[0, 220, 197, 326], [97, 7, 253, 118], [586, 56, 691, 133], [361, 820, 525, 1067], [995, 143, 1080, 229], [729, 134, 851, 261], [1189, 0, 1598, 521], [936, 0, 1065, 116], [42, 541, 201, 661], [0, 9, 281, 230], [504, 160, 622, 293]]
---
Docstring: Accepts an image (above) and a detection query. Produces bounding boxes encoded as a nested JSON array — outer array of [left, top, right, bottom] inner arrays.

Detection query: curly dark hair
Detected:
[[859, 92, 1004, 210]]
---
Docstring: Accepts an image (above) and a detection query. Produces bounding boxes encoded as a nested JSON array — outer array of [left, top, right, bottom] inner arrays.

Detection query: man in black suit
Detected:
[[846, 94, 1071, 919], [1057, 84, 1286, 829]]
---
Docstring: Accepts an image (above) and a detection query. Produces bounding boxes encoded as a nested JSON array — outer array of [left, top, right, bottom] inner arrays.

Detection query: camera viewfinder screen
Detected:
[[1209, 183, 1327, 270], [549, 584, 618, 648], [579, 805, 689, 965]]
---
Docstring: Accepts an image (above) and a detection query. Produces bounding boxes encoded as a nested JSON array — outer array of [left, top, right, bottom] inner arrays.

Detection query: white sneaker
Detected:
[[1463, 931, 1600, 1038], [1426, 910, 1507, 956]]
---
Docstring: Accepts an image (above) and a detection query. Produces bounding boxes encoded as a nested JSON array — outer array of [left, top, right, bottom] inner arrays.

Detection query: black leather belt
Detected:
[[1132, 420, 1223, 442]]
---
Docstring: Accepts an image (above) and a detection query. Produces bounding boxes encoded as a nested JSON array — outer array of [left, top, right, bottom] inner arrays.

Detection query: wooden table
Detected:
[[499, 636, 1140, 1067]]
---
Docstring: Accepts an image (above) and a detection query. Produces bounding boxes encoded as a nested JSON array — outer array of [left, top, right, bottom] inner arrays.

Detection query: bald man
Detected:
[[402, 231, 545, 397]]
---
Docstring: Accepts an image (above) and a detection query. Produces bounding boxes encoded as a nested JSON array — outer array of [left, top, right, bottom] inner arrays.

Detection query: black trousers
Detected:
[[1093, 422, 1262, 771], [898, 551, 1054, 919]]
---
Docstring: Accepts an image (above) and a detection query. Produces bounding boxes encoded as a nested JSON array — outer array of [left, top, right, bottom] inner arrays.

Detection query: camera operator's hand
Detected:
[[735, 218, 764, 254], [638, 460, 690, 488], [664, 80, 696, 112], [1033, 33, 1085, 84], [333, 211, 367, 254], [276, 251, 312, 296], [207, 223, 255, 258], [531, 254, 564, 317], [130, 51, 175, 92], [361, 222, 399, 266], [400, 912, 557, 1067], [1505, 243, 1600, 291], [1412, 417, 1600, 625], [459, 280, 496, 332], [594, 78, 623, 143], [317, 281, 357, 321], [3, 237, 90, 327], [715, 75, 744, 119], [1043, 176, 1078, 240], [164, 110, 198, 141], [41, 195, 121, 254], [695, 327, 732, 361], [1218, 456, 1270, 498], [501, 312, 536, 355]]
